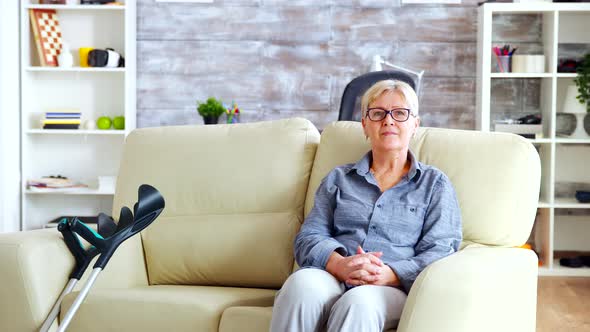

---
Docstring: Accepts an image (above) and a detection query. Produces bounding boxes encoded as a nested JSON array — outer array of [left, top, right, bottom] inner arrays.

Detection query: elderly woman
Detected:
[[269, 80, 463, 332]]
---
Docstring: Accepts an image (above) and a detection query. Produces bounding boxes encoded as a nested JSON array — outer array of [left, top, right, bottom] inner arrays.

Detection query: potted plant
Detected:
[[197, 97, 226, 125], [574, 53, 590, 112]]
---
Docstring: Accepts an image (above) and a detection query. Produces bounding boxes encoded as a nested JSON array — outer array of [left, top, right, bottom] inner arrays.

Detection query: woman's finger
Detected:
[[367, 251, 383, 258], [346, 278, 368, 286], [348, 269, 369, 279], [363, 253, 384, 266], [347, 256, 370, 267]]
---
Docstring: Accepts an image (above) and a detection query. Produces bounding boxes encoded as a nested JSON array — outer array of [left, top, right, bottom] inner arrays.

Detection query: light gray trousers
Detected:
[[269, 268, 407, 332]]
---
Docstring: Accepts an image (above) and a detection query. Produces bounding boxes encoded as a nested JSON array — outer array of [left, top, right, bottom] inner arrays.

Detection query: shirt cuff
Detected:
[[388, 259, 419, 293], [311, 238, 346, 269]]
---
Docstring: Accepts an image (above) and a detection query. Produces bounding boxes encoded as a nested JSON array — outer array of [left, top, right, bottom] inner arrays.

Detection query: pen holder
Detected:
[[493, 55, 511, 73]]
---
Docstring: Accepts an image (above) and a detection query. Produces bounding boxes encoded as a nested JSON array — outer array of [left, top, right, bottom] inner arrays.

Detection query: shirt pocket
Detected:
[[383, 204, 425, 246], [334, 191, 372, 231]]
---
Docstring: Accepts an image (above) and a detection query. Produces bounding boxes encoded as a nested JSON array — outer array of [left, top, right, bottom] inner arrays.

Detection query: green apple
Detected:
[[96, 116, 112, 130], [113, 116, 125, 130]]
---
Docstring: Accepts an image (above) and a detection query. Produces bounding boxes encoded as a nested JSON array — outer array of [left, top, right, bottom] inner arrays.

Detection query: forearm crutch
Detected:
[[55, 184, 165, 332], [39, 213, 116, 332]]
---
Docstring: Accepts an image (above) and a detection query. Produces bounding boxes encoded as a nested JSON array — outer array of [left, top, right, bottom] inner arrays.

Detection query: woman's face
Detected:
[[361, 90, 420, 153]]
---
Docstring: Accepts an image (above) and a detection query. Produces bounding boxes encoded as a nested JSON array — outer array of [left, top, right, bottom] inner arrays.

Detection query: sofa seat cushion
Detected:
[[219, 306, 397, 332], [60, 285, 276, 332], [219, 306, 273, 332]]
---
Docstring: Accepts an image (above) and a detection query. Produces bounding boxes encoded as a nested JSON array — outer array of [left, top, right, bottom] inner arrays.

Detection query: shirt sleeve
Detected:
[[387, 175, 463, 293], [294, 174, 347, 269]]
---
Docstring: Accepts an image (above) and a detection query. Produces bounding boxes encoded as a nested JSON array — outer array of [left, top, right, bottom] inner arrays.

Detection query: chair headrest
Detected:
[[338, 70, 417, 121]]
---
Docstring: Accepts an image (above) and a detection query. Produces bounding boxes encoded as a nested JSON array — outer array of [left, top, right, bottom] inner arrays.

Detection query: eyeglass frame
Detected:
[[365, 107, 416, 122]]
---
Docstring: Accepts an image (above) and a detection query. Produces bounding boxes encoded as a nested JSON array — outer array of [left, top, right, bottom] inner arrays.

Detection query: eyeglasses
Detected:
[[366, 107, 414, 122]]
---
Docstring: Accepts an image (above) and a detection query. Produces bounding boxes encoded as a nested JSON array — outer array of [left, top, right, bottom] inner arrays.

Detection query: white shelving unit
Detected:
[[477, 3, 590, 276], [19, 1, 136, 230]]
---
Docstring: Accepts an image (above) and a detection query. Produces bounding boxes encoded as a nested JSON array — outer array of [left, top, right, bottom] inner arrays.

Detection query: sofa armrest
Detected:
[[397, 247, 538, 332], [0, 229, 148, 331]]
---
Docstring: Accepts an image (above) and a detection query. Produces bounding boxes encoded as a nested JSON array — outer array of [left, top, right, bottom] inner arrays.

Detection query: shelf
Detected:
[[25, 188, 114, 196], [529, 138, 552, 144], [554, 138, 590, 144], [490, 73, 552, 78], [26, 67, 125, 73], [553, 198, 590, 209], [538, 259, 590, 277], [480, 3, 590, 280], [27, 129, 125, 135], [483, 3, 590, 13], [20, 0, 135, 230], [24, 4, 125, 11], [538, 201, 552, 208], [557, 73, 578, 78]]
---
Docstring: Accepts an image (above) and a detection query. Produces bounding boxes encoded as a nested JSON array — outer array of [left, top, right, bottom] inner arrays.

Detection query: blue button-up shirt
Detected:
[[294, 150, 462, 293]]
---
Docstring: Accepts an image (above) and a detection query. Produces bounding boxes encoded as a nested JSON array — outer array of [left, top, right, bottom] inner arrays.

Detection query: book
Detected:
[[27, 177, 86, 189], [43, 124, 80, 129], [43, 119, 81, 125], [29, 9, 62, 67]]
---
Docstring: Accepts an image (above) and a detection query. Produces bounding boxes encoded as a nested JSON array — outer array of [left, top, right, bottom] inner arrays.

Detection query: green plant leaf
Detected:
[[197, 97, 226, 117], [574, 53, 590, 112]]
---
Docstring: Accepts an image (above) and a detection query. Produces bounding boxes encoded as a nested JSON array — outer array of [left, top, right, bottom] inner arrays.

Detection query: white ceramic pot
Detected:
[[512, 55, 545, 73]]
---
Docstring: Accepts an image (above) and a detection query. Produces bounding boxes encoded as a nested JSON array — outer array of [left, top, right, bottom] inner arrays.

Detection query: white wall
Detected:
[[0, 1, 22, 232]]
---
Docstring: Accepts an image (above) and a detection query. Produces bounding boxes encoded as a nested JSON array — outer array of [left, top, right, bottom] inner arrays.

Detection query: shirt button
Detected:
[[371, 225, 377, 229], [410, 207, 415, 212], [376, 204, 382, 208]]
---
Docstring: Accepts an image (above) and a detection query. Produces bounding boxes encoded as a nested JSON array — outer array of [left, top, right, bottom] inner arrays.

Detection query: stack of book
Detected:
[[43, 110, 81, 130], [27, 176, 87, 192]]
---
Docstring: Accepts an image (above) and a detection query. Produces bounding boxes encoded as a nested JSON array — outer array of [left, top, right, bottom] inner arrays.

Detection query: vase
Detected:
[[585, 113, 590, 135], [555, 113, 576, 136], [202, 115, 219, 125]]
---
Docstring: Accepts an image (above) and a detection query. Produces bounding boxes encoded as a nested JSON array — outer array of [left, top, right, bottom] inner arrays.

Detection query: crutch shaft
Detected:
[[39, 278, 78, 332], [56, 268, 102, 332]]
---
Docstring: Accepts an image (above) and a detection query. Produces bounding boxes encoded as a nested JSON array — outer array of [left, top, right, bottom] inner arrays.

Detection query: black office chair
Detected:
[[338, 70, 418, 121]]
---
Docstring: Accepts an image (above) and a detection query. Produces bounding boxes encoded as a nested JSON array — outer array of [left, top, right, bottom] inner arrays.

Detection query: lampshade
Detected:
[[562, 85, 586, 114], [370, 55, 383, 71], [368, 55, 425, 96]]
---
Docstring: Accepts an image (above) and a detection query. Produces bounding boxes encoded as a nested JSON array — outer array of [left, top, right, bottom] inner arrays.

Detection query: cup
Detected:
[[79, 47, 93, 67], [494, 55, 511, 73]]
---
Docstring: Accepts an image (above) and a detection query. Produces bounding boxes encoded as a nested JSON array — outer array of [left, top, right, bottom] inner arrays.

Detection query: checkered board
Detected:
[[29, 9, 62, 67]]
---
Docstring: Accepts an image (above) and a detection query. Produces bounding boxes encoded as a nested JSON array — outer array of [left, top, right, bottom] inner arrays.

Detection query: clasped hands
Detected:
[[325, 246, 400, 287]]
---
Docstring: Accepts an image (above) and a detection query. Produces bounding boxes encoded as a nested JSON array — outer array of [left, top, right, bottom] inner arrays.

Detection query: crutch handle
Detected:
[[68, 218, 105, 250], [57, 219, 100, 280], [93, 185, 165, 269]]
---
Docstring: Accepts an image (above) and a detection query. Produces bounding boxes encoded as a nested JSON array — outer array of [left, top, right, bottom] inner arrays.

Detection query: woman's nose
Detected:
[[382, 115, 396, 126]]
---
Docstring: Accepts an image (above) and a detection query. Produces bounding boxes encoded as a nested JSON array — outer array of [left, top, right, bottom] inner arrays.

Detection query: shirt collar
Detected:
[[349, 149, 422, 182]]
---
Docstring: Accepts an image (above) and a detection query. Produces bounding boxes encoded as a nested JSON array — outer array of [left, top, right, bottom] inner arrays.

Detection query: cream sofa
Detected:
[[0, 118, 540, 332]]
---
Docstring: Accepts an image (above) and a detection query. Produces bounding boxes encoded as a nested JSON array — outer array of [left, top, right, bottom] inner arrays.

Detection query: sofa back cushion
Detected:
[[305, 122, 540, 247], [114, 118, 320, 288]]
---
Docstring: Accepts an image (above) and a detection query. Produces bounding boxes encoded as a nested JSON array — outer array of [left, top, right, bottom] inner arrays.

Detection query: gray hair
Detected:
[[360, 80, 419, 119]]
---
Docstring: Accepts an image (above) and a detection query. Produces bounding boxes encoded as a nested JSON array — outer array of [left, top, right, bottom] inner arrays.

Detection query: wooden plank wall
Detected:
[[137, 0, 543, 130]]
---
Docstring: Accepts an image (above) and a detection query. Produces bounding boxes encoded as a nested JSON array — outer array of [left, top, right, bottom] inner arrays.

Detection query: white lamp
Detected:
[[370, 55, 425, 97], [562, 84, 589, 138]]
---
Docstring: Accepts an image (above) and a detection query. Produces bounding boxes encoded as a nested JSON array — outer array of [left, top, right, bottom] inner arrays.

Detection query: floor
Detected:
[[537, 277, 590, 332]]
